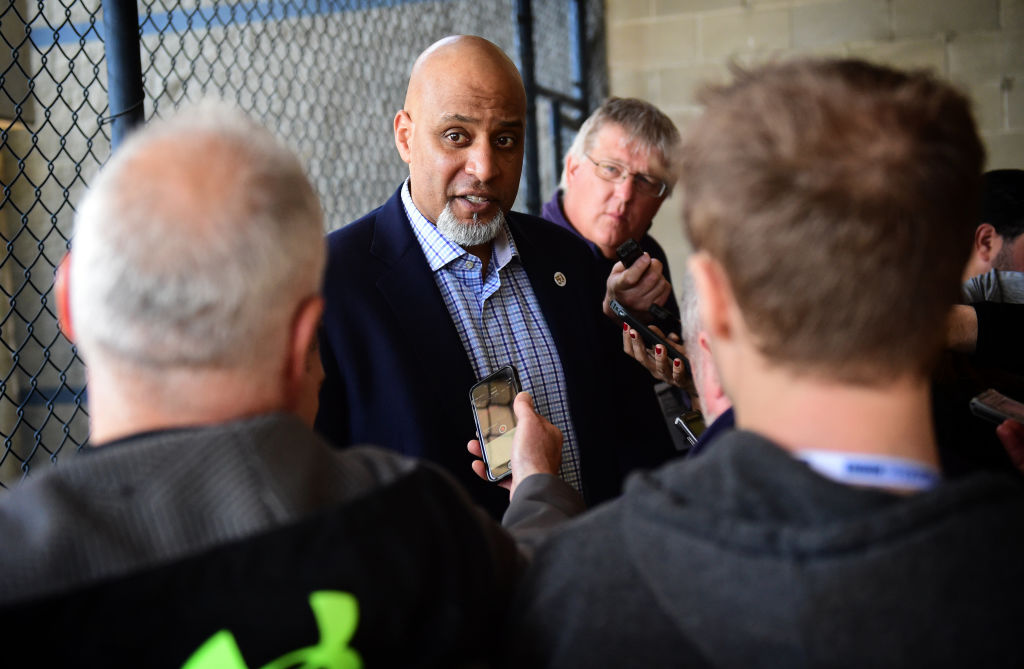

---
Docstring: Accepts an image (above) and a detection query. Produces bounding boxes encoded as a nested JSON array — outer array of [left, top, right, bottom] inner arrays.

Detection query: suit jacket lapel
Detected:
[[510, 213, 594, 363], [371, 189, 477, 385]]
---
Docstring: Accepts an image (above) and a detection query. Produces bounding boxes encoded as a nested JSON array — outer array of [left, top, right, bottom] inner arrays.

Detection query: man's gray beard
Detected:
[[436, 201, 505, 247]]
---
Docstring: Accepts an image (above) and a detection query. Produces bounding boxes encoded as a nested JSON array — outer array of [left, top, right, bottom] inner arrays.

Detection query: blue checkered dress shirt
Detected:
[[400, 180, 582, 491]]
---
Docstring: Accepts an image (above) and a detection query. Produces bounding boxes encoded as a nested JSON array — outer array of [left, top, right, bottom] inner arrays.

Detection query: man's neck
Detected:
[[558, 190, 617, 260], [86, 363, 285, 446], [733, 365, 939, 469]]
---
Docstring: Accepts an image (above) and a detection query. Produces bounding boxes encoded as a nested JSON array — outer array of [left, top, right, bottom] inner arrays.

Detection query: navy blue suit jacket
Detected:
[[316, 187, 675, 517]]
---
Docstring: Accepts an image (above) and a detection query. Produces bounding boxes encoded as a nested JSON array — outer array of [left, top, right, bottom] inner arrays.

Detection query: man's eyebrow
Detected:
[[439, 113, 524, 129], [441, 113, 476, 124]]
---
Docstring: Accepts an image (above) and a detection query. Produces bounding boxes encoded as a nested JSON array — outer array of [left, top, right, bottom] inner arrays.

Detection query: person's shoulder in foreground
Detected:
[[505, 57, 1024, 667], [509, 430, 1024, 667], [0, 411, 581, 666]]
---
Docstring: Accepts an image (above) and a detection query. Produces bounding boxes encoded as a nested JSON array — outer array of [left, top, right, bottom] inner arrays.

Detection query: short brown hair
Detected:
[[682, 59, 984, 383]]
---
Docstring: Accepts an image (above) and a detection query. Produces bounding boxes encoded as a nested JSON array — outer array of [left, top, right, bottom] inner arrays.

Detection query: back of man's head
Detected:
[[682, 58, 984, 383], [981, 169, 1024, 240], [560, 97, 680, 190], [70, 102, 325, 377]]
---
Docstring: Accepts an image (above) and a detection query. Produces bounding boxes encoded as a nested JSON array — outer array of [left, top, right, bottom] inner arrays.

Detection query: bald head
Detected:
[[404, 35, 525, 113], [395, 36, 527, 231]]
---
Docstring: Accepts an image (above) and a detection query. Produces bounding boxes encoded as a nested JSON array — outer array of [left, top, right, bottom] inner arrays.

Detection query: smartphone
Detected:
[[469, 365, 522, 482], [970, 388, 1024, 425], [616, 239, 644, 268], [673, 409, 707, 448], [610, 298, 689, 366]]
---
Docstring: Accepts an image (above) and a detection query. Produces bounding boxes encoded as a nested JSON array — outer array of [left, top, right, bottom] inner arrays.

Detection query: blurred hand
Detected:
[[997, 419, 1024, 473], [603, 253, 673, 321], [467, 392, 563, 499], [946, 304, 978, 354]]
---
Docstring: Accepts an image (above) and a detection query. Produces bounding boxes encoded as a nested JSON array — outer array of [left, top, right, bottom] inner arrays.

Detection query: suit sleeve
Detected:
[[501, 473, 586, 559]]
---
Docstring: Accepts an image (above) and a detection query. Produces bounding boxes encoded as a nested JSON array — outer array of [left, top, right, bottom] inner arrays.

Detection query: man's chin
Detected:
[[437, 201, 505, 247]]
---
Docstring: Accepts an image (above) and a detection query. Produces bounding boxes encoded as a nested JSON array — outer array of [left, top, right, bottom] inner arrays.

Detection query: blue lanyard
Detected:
[[796, 450, 941, 491]]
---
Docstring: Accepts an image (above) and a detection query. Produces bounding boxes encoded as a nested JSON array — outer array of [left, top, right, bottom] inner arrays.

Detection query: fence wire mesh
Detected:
[[0, 0, 606, 488]]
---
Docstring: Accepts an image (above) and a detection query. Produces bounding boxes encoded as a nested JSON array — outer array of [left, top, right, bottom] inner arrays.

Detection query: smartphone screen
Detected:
[[470, 365, 521, 481]]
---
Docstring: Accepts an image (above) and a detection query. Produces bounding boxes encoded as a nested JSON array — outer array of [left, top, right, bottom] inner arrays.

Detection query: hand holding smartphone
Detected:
[[610, 298, 689, 367], [469, 365, 522, 482]]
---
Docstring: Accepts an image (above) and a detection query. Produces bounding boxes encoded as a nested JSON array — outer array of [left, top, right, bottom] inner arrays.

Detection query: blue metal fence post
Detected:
[[101, 0, 145, 150], [549, 98, 563, 182], [569, 0, 590, 115], [515, 0, 540, 215]]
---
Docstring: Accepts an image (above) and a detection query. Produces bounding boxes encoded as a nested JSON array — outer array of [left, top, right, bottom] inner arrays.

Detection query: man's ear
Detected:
[[564, 153, 581, 187], [688, 252, 734, 344], [394, 110, 414, 165], [55, 252, 75, 343], [975, 223, 1003, 264], [697, 331, 725, 401], [697, 329, 713, 357], [284, 295, 325, 400]]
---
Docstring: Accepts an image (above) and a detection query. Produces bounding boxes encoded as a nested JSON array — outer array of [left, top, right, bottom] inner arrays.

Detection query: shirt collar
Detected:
[[400, 178, 518, 272]]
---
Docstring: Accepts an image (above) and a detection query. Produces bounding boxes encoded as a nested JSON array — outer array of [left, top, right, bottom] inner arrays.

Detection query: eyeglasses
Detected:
[[585, 155, 668, 199]]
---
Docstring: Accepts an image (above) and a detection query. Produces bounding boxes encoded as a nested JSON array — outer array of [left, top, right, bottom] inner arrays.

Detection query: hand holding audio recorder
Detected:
[[614, 240, 681, 333]]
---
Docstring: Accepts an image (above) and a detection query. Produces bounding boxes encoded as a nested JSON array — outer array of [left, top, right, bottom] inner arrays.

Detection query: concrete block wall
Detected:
[[607, 0, 1024, 286]]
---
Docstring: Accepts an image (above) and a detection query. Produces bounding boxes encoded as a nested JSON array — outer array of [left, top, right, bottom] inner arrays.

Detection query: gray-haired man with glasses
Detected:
[[541, 97, 682, 331]]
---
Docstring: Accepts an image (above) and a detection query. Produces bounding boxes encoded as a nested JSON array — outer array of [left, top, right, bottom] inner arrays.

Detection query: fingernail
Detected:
[[630, 331, 637, 340], [673, 358, 681, 368], [655, 345, 663, 355], [622, 322, 629, 332]]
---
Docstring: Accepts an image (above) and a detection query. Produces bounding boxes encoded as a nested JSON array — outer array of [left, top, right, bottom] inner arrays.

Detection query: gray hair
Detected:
[[70, 101, 325, 371], [679, 270, 700, 347], [678, 269, 705, 390], [559, 97, 681, 191]]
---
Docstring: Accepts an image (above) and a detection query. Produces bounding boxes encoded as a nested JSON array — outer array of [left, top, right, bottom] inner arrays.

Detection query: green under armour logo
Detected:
[[183, 590, 362, 669]]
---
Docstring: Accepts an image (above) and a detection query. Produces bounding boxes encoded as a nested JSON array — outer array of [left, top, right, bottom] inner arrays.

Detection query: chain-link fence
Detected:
[[0, 0, 606, 488]]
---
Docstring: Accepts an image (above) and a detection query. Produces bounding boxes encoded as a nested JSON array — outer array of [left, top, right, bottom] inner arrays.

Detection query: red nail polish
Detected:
[[673, 358, 681, 368], [655, 345, 663, 355], [622, 322, 629, 332], [630, 331, 637, 340]]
